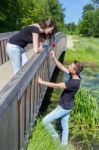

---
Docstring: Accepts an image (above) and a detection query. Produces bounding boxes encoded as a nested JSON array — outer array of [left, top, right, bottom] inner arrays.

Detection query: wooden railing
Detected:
[[0, 32, 67, 150], [0, 31, 19, 64]]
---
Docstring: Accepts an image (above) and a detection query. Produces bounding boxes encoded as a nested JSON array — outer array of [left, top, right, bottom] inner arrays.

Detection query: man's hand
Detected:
[[38, 76, 66, 89], [50, 50, 55, 58], [50, 50, 69, 74], [38, 77, 43, 84]]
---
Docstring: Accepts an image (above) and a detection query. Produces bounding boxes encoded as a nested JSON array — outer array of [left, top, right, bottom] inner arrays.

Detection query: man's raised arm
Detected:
[[50, 50, 69, 74]]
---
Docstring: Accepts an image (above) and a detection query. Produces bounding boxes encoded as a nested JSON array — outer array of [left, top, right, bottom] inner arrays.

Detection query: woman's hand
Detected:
[[38, 77, 43, 84], [38, 47, 44, 52], [38, 42, 44, 52]]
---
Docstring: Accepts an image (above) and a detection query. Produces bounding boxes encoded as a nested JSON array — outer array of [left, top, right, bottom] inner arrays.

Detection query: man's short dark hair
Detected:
[[74, 60, 84, 75]]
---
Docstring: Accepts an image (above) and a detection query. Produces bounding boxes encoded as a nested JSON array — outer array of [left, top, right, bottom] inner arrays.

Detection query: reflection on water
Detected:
[[81, 67, 99, 99], [64, 67, 99, 99]]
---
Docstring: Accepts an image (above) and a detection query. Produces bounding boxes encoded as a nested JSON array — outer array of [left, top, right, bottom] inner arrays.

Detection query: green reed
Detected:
[[27, 120, 75, 150], [70, 88, 99, 150]]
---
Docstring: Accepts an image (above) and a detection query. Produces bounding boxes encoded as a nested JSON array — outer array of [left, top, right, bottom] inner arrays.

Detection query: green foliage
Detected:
[[94, 8, 99, 37], [0, 0, 20, 31], [0, 0, 67, 32], [21, 0, 51, 26], [67, 22, 77, 35], [78, 3, 99, 37], [91, 0, 99, 7], [78, 11, 95, 36], [83, 4, 94, 14]]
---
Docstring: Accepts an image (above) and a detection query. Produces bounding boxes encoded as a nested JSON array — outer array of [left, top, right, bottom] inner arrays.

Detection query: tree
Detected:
[[0, 0, 20, 31], [67, 22, 77, 34], [20, 0, 66, 32], [83, 4, 94, 14], [0, 0, 67, 33], [78, 3, 99, 37], [91, 0, 99, 7], [94, 8, 99, 37], [78, 11, 95, 36]]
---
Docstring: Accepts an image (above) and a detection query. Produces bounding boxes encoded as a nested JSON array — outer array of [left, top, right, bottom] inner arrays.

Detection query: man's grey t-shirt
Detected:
[[59, 75, 81, 110]]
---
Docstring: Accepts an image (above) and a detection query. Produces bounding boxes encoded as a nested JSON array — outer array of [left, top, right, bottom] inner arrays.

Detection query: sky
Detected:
[[59, 0, 92, 24]]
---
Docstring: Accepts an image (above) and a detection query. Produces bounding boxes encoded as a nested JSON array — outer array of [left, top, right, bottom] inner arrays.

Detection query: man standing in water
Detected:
[[38, 50, 83, 146]]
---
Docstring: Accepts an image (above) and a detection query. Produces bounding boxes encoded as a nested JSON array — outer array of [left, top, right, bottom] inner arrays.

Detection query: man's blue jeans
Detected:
[[6, 43, 28, 75], [42, 105, 71, 145]]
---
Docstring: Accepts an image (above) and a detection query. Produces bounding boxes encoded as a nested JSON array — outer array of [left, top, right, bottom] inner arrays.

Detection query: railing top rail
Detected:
[[0, 31, 19, 41], [0, 32, 66, 117]]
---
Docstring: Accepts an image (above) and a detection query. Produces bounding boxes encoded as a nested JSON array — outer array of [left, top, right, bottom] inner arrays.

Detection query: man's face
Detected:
[[68, 63, 77, 74]]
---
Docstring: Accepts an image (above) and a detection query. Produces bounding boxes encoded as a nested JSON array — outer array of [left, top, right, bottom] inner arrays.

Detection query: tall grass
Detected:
[[65, 36, 99, 64], [70, 88, 99, 150], [27, 120, 75, 150]]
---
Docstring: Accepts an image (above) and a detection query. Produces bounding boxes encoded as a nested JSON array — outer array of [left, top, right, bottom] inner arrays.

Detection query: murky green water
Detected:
[[81, 68, 99, 99], [64, 67, 99, 100]]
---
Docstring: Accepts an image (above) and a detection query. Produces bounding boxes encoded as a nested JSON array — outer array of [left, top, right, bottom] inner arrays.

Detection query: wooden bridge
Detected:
[[0, 32, 67, 150]]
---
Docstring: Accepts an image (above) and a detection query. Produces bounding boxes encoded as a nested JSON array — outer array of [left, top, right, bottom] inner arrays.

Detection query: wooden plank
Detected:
[[25, 84, 31, 134], [0, 95, 18, 150], [3, 40, 7, 62], [19, 95, 25, 149], [0, 42, 3, 64], [41, 62, 46, 95], [35, 74, 38, 115], [17, 99, 21, 150], [36, 72, 40, 107], [38, 68, 43, 101], [4, 39, 9, 61], [30, 79, 34, 124], [32, 76, 36, 118], [1, 40, 6, 63]]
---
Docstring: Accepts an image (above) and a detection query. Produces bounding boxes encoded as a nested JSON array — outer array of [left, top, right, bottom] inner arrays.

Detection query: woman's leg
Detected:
[[22, 52, 28, 66], [42, 105, 71, 140], [61, 113, 70, 145], [6, 43, 22, 75]]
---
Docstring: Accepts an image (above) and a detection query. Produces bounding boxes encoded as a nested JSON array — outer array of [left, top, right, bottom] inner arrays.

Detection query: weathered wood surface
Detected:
[[0, 32, 66, 150], [0, 31, 19, 38]]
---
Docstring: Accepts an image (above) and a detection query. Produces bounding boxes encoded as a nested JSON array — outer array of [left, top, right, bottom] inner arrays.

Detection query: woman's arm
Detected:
[[38, 37, 45, 52], [50, 51, 69, 74], [32, 33, 39, 53], [38, 77, 66, 89]]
